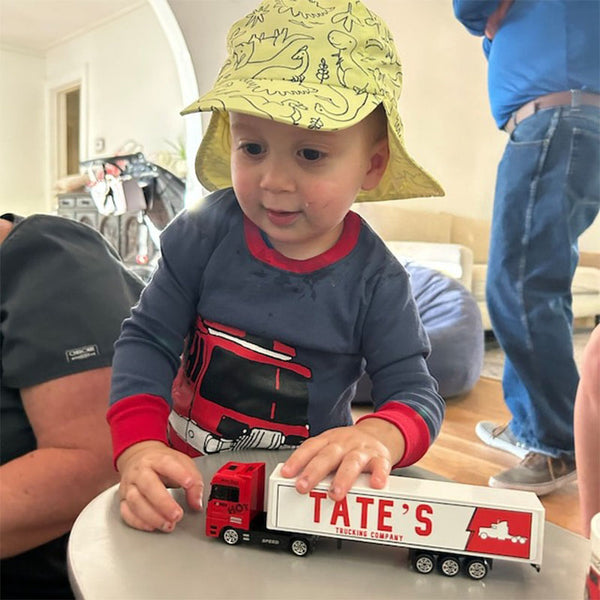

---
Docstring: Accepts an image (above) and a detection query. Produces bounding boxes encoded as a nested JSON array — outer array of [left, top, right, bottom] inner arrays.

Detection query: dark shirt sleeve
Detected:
[[109, 191, 235, 407], [1, 215, 144, 390], [108, 192, 238, 461], [359, 256, 445, 459]]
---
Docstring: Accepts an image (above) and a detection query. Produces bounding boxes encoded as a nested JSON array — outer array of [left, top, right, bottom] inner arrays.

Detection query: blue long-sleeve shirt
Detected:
[[108, 190, 444, 465], [453, 0, 600, 128]]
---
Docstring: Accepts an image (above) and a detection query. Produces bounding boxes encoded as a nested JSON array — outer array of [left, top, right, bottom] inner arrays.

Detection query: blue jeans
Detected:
[[487, 104, 600, 458]]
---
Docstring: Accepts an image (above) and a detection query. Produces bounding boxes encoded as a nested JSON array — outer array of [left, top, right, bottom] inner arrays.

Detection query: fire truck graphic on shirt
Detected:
[[168, 317, 312, 456]]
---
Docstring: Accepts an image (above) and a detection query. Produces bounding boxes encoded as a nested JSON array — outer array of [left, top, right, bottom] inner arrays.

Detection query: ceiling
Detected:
[[0, 0, 144, 53]]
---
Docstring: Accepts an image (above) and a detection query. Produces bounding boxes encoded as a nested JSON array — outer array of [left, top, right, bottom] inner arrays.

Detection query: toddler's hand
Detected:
[[280, 419, 405, 502], [116, 441, 204, 532]]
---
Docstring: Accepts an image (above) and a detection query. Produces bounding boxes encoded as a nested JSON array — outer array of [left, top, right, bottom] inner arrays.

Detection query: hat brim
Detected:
[[183, 79, 444, 201]]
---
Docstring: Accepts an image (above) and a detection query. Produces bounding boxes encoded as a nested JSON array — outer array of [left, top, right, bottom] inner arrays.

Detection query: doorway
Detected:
[[56, 84, 81, 178]]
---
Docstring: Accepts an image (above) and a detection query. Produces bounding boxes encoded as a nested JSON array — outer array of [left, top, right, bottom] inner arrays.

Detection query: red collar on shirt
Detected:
[[243, 211, 362, 273]]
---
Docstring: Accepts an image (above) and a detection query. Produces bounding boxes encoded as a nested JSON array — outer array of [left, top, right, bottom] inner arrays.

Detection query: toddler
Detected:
[[108, 0, 445, 533]]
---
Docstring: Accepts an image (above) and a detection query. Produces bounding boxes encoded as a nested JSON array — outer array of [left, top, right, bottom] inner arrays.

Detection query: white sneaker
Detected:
[[475, 421, 530, 459]]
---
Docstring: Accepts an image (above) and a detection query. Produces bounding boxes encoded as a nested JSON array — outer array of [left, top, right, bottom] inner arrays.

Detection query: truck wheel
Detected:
[[413, 552, 435, 574], [439, 556, 460, 577], [465, 558, 488, 580], [479, 532, 488, 539], [222, 527, 241, 546], [290, 537, 310, 557]]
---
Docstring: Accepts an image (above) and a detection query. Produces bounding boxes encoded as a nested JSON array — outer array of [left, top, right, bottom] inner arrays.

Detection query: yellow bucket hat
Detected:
[[181, 0, 444, 202]]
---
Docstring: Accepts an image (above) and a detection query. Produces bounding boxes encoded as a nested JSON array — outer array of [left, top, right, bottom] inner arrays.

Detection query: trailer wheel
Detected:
[[290, 537, 310, 557], [413, 552, 435, 574], [465, 558, 488, 580], [439, 556, 461, 577], [222, 527, 241, 546]]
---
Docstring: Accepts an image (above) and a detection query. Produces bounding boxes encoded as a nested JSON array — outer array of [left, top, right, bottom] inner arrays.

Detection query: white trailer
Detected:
[[265, 463, 544, 579]]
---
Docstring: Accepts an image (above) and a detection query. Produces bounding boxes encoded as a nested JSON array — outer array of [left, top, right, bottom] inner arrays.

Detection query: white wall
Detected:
[[45, 4, 184, 177], [169, 0, 257, 135], [0, 49, 46, 216], [168, 0, 598, 252], [0, 2, 185, 215]]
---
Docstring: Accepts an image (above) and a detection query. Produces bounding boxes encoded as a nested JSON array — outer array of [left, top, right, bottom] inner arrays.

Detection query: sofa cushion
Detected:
[[353, 202, 453, 243], [471, 264, 487, 303], [386, 240, 473, 290], [449, 214, 490, 264], [573, 265, 600, 295]]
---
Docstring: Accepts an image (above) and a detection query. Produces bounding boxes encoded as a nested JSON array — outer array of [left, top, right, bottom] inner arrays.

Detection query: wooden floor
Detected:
[[353, 376, 583, 536]]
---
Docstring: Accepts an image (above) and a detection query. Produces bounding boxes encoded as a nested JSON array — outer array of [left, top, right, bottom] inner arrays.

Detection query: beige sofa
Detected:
[[353, 201, 600, 331]]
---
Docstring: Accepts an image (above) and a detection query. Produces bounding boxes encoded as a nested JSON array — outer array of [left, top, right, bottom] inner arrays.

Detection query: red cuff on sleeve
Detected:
[[106, 394, 170, 468], [356, 401, 431, 468]]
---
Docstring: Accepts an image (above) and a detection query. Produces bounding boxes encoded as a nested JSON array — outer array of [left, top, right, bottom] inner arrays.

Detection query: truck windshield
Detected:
[[209, 484, 239, 503], [199, 346, 309, 425]]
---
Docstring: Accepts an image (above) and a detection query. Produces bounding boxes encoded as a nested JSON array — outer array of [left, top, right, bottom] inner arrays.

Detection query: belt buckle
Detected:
[[570, 89, 582, 108]]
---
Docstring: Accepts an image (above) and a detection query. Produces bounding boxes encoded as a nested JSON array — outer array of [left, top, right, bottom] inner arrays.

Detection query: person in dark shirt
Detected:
[[0, 213, 144, 599]]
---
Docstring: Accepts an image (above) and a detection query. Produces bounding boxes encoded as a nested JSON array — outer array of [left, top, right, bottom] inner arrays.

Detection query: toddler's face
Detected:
[[229, 111, 388, 260]]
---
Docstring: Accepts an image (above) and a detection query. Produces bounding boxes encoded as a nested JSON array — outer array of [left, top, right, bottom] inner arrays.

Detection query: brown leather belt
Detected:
[[503, 90, 600, 134]]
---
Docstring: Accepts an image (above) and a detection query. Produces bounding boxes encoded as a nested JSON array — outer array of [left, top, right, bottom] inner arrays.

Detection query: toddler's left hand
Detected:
[[280, 419, 405, 501]]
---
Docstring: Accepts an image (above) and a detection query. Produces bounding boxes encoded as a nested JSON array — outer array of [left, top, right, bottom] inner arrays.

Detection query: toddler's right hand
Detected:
[[116, 441, 204, 532]]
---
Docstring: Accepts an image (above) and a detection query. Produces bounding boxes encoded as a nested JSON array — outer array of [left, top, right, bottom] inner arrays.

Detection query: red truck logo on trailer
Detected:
[[168, 317, 312, 456]]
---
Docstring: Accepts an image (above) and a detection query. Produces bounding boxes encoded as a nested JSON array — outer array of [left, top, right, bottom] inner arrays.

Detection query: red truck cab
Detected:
[[206, 462, 265, 540], [206, 461, 316, 555]]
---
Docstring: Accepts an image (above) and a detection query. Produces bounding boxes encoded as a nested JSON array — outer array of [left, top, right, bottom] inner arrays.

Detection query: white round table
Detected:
[[68, 449, 590, 600]]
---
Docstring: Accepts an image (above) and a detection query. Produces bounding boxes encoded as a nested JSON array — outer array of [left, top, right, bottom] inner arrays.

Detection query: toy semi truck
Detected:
[[205, 462, 545, 580]]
